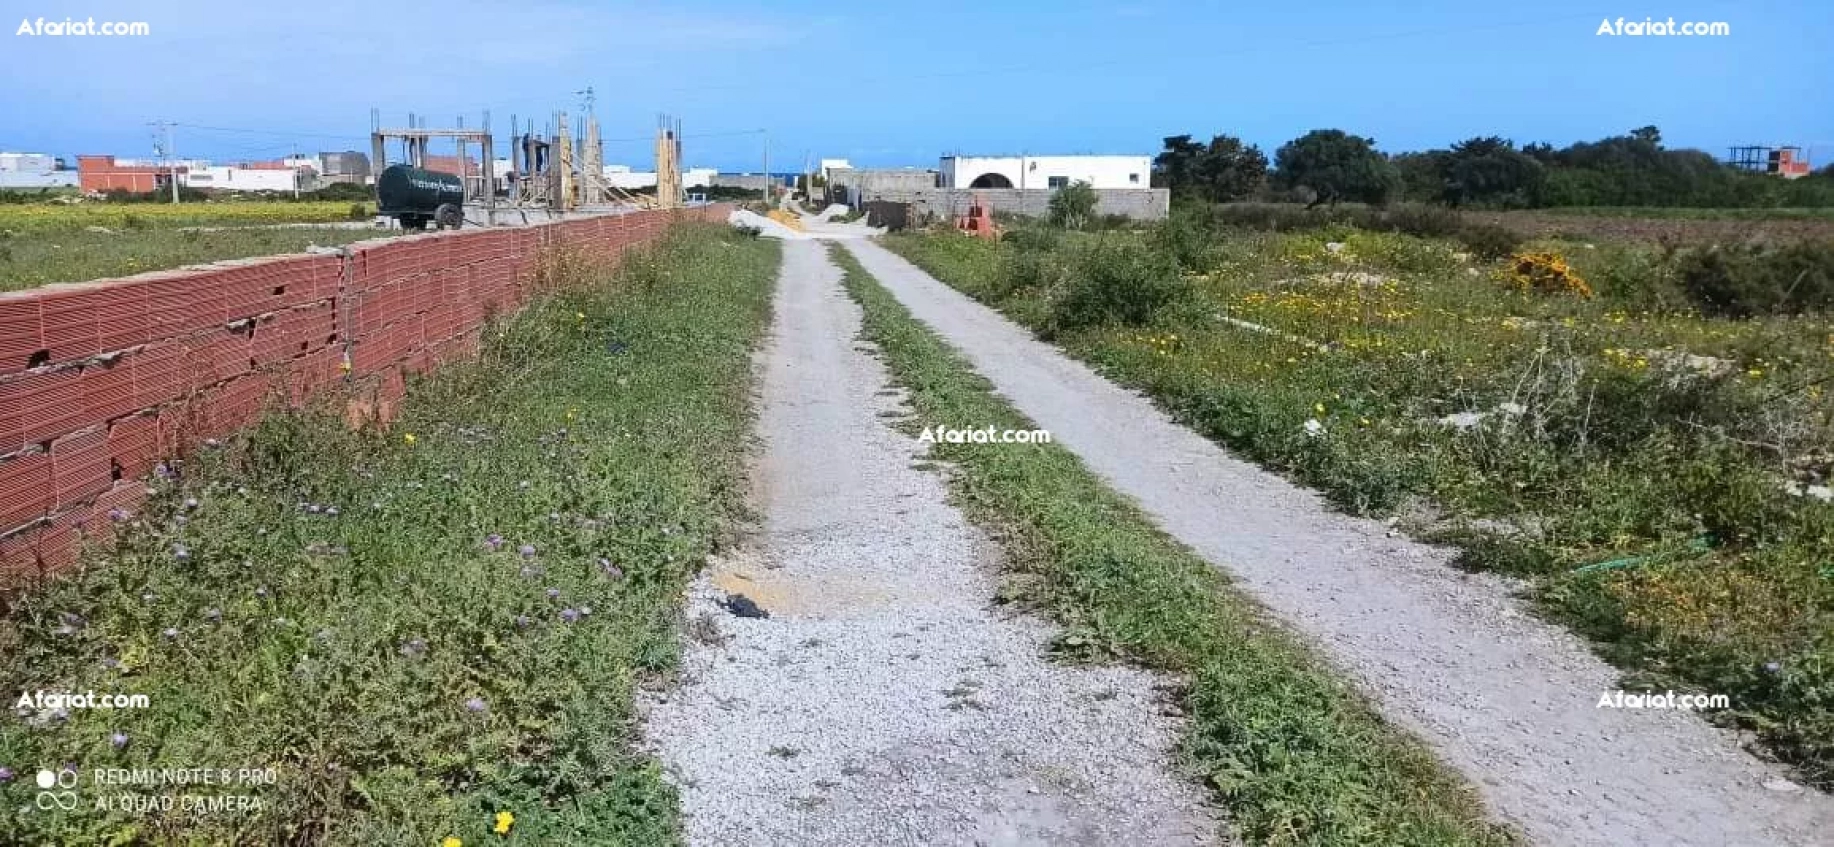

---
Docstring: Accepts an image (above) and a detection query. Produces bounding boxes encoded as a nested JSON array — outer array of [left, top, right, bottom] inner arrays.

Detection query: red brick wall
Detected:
[[0, 205, 732, 583]]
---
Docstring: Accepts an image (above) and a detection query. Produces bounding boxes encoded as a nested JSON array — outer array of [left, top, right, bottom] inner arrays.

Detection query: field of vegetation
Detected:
[[0, 199, 381, 292], [0, 200, 371, 235], [885, 206, 1834, 789], [0, 224, 779, 844], [0, 227, 379, 293]]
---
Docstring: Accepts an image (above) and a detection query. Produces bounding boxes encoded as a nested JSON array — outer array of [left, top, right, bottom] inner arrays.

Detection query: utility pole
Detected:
[[762, 131, 770, 206], [149, 121, 179, 203]]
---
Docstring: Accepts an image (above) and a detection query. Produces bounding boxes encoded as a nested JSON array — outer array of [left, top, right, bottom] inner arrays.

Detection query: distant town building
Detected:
[[937, 154, 1151, 190], [1726, 145, 1813, 179], [182, 164, 314, 193], [77, 155, 182, 193], [0, 152, 78, 189], [317, 150, 371, 184], [601, 165, 717, 191]]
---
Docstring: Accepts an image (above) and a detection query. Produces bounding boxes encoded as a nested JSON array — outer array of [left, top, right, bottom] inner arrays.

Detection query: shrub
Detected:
[[1367, 203, 1464, 239], [1151, 212, 1218, 272], [1454, 224, 1523, 260], [1505, 251, 1593, 298], [1047, 242, 1189, 333], [1000, 226, 1061, 254], [1048, 180, 1099, 230], [1674, 241, 1834, 317], [992, 250, 1066, 300]]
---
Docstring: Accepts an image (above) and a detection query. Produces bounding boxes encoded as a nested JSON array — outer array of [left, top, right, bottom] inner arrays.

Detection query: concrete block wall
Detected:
[[851, 188, 1170, 221], [0, 205, 731, 584]]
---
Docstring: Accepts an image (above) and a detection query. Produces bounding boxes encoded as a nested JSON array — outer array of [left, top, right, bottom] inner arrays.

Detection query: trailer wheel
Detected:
[[435, 204, 464, 230]]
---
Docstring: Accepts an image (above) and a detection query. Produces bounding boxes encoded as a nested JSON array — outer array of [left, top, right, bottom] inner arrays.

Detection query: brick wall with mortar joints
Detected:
[[0, 205, 731, 585]]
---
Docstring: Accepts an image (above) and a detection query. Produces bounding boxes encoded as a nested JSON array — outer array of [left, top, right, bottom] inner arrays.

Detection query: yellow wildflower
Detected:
[[403, 433, 417, 444], [493, 811, 514, 835], [442, 839, 463, 847]]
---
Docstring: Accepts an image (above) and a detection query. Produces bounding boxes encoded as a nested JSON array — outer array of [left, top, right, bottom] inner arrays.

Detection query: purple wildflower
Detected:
[[513, 615, 532, 628], [545, 587, 560, 600], [518, 544, 536, 559], [153, 463, 175, 481], [0, 766, 15, 783], [399, 638, 428, 659], [110, 732, 129, 750], [464, 697, 488, 713], [598, 558, 623, 579], [107, 508, 130, 523], [484, 533, 506, 551], [560, 608, 581, 623]]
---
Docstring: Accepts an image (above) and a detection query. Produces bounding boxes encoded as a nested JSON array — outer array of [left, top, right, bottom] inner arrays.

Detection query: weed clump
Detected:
[[1047, 242, 1190, 334], [1675, 240, 1834, 317]]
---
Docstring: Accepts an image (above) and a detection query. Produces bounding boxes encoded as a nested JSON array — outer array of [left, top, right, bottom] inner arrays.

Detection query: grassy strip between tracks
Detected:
[[829, 244, 1515, 846], [0, 223, 778, 845]]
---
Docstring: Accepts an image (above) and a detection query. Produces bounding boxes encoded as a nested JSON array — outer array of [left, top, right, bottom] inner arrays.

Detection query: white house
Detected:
[[182, 165, 312, 192], [938, 155, 1151, 190]]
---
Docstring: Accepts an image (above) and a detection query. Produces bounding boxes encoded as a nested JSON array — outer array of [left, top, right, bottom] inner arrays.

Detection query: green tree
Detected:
[[1391, 151, 1449, 202], [1273, 129, 1400, 208], [1048, 180, 1099, 229], [1441, 137, 1543, 207], [1154, 133, 1269, 202], [1194, 135, 1268, 201], [1152, 135, 1205, 193]]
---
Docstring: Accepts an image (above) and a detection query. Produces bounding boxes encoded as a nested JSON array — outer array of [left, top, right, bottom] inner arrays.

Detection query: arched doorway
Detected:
[[968, 172, 1014, 189]]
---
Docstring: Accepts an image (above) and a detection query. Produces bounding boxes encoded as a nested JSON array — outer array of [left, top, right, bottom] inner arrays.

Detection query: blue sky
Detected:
[[2, 0, 1828, 171]]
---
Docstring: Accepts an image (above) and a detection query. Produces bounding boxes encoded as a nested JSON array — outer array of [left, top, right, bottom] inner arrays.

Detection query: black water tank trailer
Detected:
[[375, 165, 465, 230]]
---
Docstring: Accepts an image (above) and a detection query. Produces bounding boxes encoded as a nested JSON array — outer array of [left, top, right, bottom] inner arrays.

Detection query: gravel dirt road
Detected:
[[643, 239, 1217, 846], [840, 237, 1834, 847]]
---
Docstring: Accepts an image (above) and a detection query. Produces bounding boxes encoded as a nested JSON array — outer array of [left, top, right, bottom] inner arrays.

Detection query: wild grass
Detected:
[[885, 222, 1834, 789], [0, 227, 379, 292], [0, 201, 372, 235], [0, 223, 779, 844], [831, 244, 1516, 845]]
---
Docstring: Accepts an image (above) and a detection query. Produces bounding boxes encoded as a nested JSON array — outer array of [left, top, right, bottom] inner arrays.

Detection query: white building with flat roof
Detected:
[[182, 165, 312, 192], [938, 154, 1151, 190]]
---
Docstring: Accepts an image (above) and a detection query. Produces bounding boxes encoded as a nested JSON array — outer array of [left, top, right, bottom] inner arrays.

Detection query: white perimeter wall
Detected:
[[940, 155, 1151, 190]]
